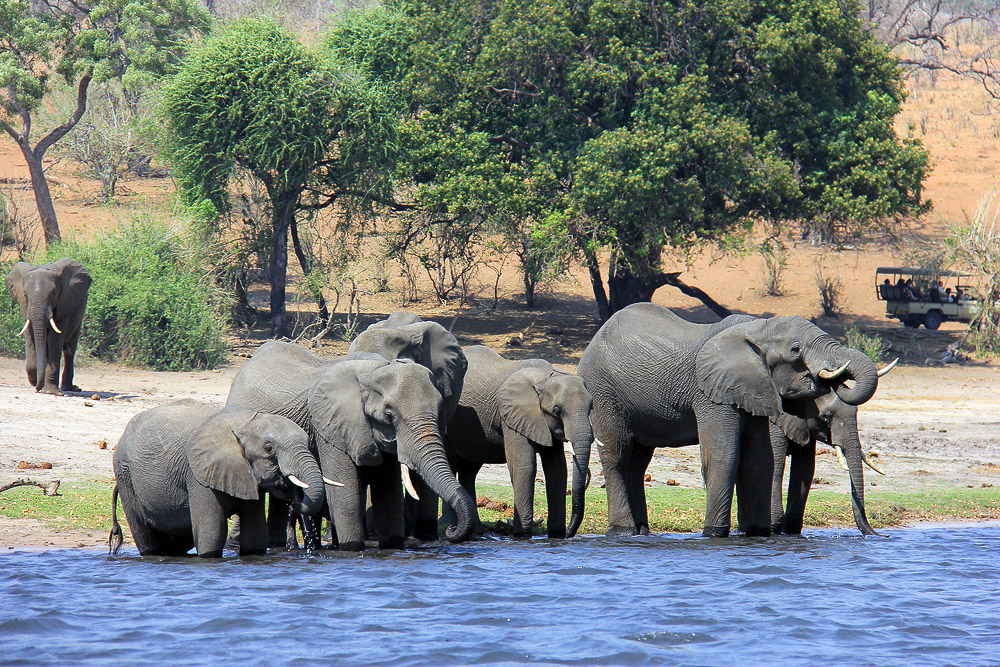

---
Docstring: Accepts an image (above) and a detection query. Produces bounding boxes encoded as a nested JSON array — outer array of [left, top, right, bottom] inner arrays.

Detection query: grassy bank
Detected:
[[3, 482, 1000, 546]]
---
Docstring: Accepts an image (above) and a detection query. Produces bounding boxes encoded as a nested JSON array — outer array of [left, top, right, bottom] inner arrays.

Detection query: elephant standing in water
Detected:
[[110, 401, 327, 557], [227, 341, 477, 551], [5, 258, 91, 394], [348, 312, 468, 540], [578, 303, 885, 538], [444, 346, 594, 538]]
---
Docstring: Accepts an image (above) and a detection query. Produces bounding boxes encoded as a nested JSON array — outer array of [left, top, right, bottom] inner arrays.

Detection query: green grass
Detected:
[[0, 481, 118, 534]]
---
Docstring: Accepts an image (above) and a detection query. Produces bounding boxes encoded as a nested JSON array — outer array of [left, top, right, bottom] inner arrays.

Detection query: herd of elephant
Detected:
[[6, 259, 896, 558]]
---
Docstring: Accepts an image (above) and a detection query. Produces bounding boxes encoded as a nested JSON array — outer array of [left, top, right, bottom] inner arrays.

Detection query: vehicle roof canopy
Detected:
[[876, 267, 972, 278]]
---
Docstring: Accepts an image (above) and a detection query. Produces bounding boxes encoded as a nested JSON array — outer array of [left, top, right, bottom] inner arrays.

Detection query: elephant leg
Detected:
[[769, 423, 790, 534], [503, 426, 537, 538], [782, 442, 816, 535], [188, 484, 228, 558], [697, 406, 744, 537], [116, 477, 161, 555], [625, 445, 655, 536], [266, 494, 292, 549], [596, 425, 639, 536], [412, 474, 439, 541], [322, 446, 366, 552], [237, 500, 269, 556], [60, 336, 80, 392], [735, 418, 773, 537], [538, 446, 567, 538], [368, 459, 405, 550], [41, 333, 62, 393]]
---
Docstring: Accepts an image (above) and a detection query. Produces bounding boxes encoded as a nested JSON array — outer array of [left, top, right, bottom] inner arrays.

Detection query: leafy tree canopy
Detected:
[[358, 0, 930, 318]]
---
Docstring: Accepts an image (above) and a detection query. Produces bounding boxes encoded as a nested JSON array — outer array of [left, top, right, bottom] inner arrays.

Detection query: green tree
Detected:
[[376, 0, 930, 319], [0, 0, 209, 247], [163, 16, 396, 337]]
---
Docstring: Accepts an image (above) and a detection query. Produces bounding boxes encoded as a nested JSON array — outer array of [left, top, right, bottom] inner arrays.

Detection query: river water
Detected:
[[2, 524, 998, 666]]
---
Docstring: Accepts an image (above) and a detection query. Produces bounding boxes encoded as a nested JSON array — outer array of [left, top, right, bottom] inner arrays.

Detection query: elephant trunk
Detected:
[[807, 339, 879, 406], [565, 416, 593, 538], [398, 422, 476, 543], [276, 448, 325, 516], [30, 305, 48, 392], [834, 414, 879, 536]]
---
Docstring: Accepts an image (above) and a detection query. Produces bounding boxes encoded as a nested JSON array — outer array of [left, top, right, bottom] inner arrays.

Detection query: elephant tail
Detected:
[[108, 484, 123, 555]]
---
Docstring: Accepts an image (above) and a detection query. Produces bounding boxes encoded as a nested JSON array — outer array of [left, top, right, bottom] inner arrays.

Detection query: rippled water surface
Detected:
[[3, 525, 999, 666]]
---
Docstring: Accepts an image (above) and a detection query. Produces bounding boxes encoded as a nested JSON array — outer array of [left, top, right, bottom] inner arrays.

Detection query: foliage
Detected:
[[815, 262, 844, 317], [760, 239, 789, 296], [844, 326, 889, 363], [947, 190, 1000, 355], [362, 0, 930, 318], [0, 214, 229, 370]]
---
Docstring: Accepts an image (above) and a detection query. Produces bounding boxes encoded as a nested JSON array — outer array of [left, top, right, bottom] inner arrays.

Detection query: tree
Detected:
[[378, 0, 930, 320], [163, 16, 396, 337], [0, 0, 209, 247]]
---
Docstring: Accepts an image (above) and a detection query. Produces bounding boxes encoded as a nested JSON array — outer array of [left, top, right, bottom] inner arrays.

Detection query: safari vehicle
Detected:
[[876, 267, 981, 329]]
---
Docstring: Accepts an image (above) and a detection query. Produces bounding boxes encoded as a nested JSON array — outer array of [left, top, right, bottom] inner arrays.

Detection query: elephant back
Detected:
[[227, 341, 330, 426]]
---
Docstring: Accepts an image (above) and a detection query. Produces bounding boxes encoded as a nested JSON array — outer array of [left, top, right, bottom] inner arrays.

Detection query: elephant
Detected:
[[771, 381, 891, 537], [444, 345, 594, 538], [348, 312, 468, 540], [109, 401, 328, 557], [226, 341, 477, 551], [5, 258, 91, 394], [577, 303, 884, 538]]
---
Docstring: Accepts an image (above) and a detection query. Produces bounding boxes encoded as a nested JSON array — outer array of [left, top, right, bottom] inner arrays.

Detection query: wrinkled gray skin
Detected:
[[5, 258, 91, 394], [443, 346, 594, 538], [109, 401, 324, 557], [771, 390, 879, 536], [349, 312, 468, 540], [578, 303, 879, 538], [226, 341, 476, 551]]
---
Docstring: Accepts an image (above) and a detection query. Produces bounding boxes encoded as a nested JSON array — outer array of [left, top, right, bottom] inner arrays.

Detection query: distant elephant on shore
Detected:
[[110, 401, 327, 557], [227, 341, 477, 551], [349, 312, 468, 540], [444, 345, 593, 538], [5, 258, 91, 394], [578, 303, 885, 538]]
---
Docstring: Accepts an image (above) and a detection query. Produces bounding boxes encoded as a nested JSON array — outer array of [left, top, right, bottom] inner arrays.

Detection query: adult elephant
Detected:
[[772, 378, 892, 536], [349, 312, 468, 540], [227, 341, 476, 551], [444, 346, 594, 538], [578, 303, 882, 538], [109, 401, 327, 557], [5, 258, 91, 394]]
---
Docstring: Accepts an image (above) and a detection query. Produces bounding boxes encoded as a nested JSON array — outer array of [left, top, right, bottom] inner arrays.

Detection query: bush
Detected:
[[0, 216, 229, 370], [844, 326, 889, 364], [815, 263, 843, 317]]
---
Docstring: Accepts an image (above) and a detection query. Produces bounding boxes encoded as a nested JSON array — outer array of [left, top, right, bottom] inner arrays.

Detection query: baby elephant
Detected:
[[445, 346, 594, 538], [110, 401, 330, 557]]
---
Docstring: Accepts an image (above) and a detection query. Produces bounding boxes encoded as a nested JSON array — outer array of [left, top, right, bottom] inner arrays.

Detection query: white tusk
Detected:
[[862, 453, 886, 476], [323, 476, 345, 487], [49, 318, 62, 334], [818, 361, 850, 381], [834, 446, 849, 472], [401, 464, 420, 500], [16, 320, 29, 337], [877, 358, 899, 377], [287, 474, 309, 489]]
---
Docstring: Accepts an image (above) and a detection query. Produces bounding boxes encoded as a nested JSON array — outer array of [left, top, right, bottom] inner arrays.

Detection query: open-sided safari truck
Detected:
[[876, 267, 981, 329]]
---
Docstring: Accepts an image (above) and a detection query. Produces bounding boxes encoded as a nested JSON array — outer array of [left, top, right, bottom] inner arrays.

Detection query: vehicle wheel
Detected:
[[904, 316, 921, 328], [924, 311, 942, 330]]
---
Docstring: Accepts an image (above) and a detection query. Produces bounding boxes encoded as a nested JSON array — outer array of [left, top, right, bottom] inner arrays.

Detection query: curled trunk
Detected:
[[399, 424, 476, 543], [807, 339, 879, 406], [277, 448, 326, 516], [565, 416, 593, 538]]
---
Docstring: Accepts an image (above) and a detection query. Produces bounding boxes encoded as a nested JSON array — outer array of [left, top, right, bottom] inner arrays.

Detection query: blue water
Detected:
[[2, 525, 999, 666]]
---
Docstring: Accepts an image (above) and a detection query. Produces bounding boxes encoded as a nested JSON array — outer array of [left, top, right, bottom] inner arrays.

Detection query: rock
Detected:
[[91, 394, 100, 400], [17, 461, 38, 469], [643, 474, 652, 482], [84, 401, 93, 407], [667, 479, 679, 486], [41, 462, 52, 469], [98, 440, 107, 450]]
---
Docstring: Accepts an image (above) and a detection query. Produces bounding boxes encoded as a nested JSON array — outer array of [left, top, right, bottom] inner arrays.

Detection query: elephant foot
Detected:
[[546, 530, 567, 539], [606, 525, 639, 537], [38, 385, 64, 396], [742, 525, 771, 538], [413, 518, 439, 542], [638, 525, 650, 536], [702, 526, 730, 538], [378, 536, 405, 550], [338, 541, 365, 552], [60, 384, 81, 393], [197, 550, 224, 558]]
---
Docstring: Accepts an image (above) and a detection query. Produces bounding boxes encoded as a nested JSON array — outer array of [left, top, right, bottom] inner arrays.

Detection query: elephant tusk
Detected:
[[401, 464, 420, 500], [323, 476, 345, 488], [287, 475, 310, 489], [877, 358, 899, 377], [863, 453, 886, 476], [49, 318, 62, 334], [833, 446, 849, 472], [818, 361, 850, 381], [16, 320, 29, 337]]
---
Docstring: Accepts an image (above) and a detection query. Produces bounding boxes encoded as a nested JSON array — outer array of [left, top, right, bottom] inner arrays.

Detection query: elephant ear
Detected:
[[186, 412, 259, 500], [308, 361, 383, 466], [696, 321, 782, 418], [412, 321, 468, 403], [497, 367, 552, 446], [55, 258, 91, 313], [4, 262, 35, 317]]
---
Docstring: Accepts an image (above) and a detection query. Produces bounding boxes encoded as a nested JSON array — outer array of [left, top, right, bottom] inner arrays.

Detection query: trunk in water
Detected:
[[565, 417, 594, 538], [401, 425, 476, 543], [835, 414, 879, 536]]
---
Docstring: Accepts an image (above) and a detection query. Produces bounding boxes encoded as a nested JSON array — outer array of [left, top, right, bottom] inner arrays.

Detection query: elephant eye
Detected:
[[551, 406, 562, 416], [263, 442, 274, 455], [790, 343, 802, 357]]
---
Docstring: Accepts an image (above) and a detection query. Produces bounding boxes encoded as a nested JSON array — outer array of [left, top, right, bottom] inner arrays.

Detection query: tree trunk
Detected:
[[581, 246, 611, 321], [289, 219, 329, 321], [21, 148, 61, 246], [268, 198, 296, 339]]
